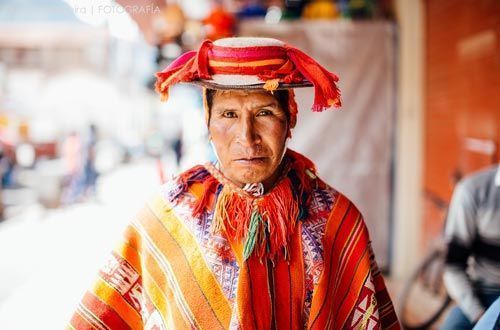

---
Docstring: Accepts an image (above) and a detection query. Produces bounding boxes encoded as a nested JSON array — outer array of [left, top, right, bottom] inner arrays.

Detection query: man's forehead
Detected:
[[212, 90, 279, 108]]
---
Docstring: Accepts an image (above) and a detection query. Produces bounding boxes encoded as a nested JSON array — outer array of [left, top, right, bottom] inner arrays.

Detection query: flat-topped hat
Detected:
[[155, 37, 342, 112]]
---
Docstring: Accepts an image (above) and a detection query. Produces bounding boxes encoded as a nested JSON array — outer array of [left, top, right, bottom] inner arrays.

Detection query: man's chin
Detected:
[[233, 169, 271, 185], [225, 161, 278, 185]]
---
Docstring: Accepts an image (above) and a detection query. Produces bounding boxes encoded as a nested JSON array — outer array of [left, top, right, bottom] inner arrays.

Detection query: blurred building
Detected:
[[393, 0, 499, 280]]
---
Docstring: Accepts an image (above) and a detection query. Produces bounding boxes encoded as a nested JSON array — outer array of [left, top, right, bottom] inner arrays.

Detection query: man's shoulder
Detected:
[[287, 150, 363, 218], [307, 176, 371, 250], [460, 165, 498, 191], [454, 165, 499, 205], [158, 164, 210, 203], [308, 175, 364, 221], [141, 167, 204, 227]]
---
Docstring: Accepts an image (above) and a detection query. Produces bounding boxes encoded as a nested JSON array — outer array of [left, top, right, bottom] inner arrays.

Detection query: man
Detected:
[[70, 37, 399, 329], [442, 165, 500, 329]]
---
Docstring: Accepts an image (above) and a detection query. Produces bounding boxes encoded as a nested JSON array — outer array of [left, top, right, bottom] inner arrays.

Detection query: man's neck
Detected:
[[220, 160, 287, 194]]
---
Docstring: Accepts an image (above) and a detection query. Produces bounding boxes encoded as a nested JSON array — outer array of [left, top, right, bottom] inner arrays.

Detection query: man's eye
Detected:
[[223, 111, 237, 118], [257, 109, 272, 116]]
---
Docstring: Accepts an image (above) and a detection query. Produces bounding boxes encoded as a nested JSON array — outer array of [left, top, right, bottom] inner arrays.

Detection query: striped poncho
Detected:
[[70, 149, 399, 329]]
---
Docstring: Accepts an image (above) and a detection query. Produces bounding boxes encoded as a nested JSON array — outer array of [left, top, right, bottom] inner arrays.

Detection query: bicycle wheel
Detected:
[[398, 247, 452, 330]]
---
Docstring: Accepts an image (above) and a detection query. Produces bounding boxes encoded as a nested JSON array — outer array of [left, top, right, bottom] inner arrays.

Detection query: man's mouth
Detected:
[[234, 157, 267, 164]]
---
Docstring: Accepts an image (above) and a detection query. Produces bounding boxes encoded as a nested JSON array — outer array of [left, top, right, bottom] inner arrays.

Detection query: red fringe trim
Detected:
[[211, 176, 299, 261], [176, 149, 319, 261]]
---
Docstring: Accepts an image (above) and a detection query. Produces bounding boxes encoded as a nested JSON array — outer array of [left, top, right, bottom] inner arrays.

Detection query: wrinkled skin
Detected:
[[208, 90, 289, 190]]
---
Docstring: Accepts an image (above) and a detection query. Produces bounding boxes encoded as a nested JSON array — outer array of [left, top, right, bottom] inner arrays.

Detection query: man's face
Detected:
[[208, 90, 288, 187]]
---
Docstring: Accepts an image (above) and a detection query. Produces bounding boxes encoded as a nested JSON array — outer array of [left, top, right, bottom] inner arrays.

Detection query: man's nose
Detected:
[[237, 116, 261, 147]]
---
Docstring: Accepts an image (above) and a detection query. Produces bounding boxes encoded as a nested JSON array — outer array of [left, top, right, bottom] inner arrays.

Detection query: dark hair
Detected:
[[205, 89, 290, 125]]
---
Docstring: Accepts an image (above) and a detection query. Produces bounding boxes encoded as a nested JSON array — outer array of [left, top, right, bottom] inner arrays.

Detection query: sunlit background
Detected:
[[0, 0, 498, 329]]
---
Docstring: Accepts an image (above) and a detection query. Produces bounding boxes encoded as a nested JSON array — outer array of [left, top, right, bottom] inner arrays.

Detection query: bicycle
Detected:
[[398, 190, 452, 330]]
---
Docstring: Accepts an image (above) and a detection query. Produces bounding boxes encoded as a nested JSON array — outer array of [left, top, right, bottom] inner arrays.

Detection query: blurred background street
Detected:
[[0, 160, 159, 328]]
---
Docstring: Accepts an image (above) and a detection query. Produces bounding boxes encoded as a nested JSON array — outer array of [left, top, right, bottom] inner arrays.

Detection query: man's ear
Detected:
[[285, 120, 292, 139], [206, 121, 212, 140]]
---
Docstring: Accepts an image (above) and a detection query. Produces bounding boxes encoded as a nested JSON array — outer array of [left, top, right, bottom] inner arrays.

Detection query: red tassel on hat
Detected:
[[285, 45, 342, 111], [155, 51, 196, 101], [195, 39, 213, 79], [155, 40, 214, 101]]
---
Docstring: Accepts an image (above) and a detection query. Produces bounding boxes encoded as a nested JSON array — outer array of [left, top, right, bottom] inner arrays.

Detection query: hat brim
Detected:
[[188, 79, 313, 90]]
